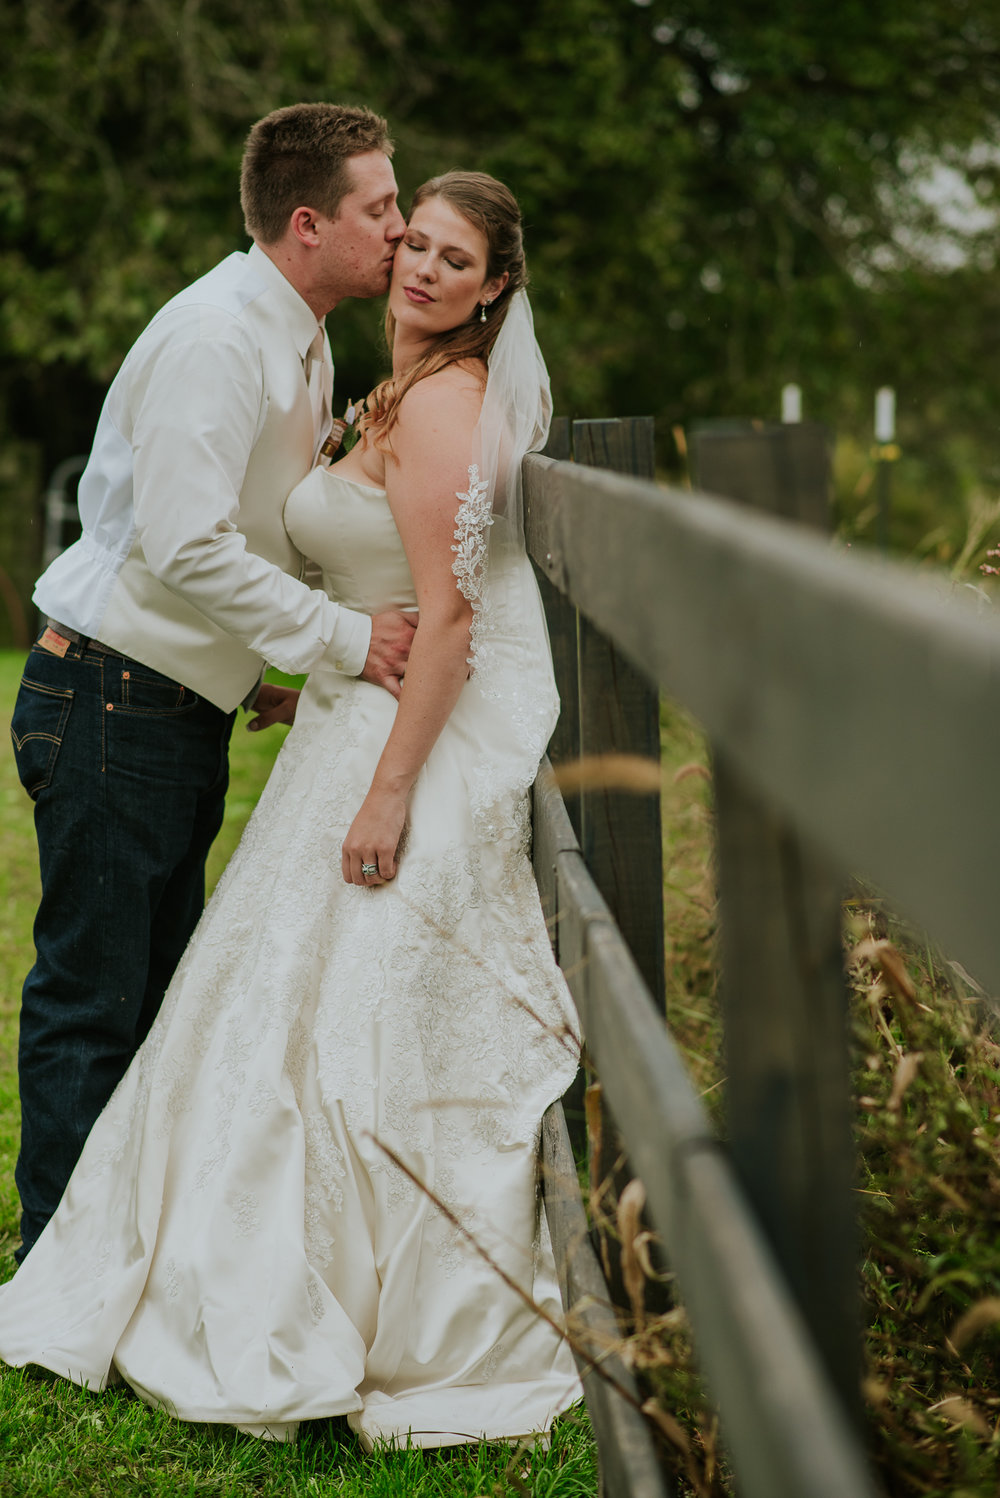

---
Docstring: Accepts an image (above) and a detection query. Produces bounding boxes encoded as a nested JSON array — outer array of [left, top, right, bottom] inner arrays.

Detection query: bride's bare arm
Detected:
[[341, 367, 484, 885]]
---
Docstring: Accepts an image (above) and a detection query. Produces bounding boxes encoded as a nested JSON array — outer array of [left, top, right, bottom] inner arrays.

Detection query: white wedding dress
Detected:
[[0, 466, 582, 1448]]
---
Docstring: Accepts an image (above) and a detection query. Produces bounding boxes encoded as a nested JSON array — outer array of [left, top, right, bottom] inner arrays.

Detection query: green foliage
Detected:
[[2, 0, 1000, 543], [0, 653, 36, 1260]]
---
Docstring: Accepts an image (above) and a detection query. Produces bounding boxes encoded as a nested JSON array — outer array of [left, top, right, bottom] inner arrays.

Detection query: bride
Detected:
[[0, 171, 582, 1450]]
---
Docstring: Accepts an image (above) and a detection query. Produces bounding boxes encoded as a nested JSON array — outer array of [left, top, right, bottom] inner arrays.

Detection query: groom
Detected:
[[11, 102, 414, 1262]]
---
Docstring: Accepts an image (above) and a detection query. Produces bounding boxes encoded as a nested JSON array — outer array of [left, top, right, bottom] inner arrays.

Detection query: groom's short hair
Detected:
[[241, 103, 394, 245]]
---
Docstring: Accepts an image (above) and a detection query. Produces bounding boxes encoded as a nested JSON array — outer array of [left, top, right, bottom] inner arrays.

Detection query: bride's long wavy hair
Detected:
[[356, 171, 528, 454]]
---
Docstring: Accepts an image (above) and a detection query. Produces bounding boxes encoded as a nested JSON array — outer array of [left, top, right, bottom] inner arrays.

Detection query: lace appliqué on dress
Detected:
[[303, 1112, 347, 1267], [163, 1258, 181, 1302], [451, 464, 492, 609], [231, 1192, 260, 1238], [451, 463, 493, 671], [449, 464, 558, 844]]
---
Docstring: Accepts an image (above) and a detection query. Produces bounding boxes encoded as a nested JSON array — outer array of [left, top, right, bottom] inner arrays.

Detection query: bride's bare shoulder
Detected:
[[396, 361, 486, 432]]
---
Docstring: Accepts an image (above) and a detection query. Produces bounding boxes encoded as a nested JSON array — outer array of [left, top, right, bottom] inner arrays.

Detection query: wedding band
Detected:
[[361, 862, 378, 878]]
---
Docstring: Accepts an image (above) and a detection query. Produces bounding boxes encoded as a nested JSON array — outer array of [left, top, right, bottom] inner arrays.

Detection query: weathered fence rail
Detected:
[[528, 417, 1000, 1495], [528, 430, 1000, 992]]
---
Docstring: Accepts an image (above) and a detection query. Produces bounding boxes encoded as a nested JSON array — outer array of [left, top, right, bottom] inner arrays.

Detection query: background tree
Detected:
[[1, 0, 999, 639]]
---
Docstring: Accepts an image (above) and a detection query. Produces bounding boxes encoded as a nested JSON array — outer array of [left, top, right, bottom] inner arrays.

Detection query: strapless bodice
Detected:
[[283, 467, 417, 614]]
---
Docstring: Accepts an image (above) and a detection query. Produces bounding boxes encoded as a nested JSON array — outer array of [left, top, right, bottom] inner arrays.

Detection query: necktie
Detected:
[[305, 328, 333, 460]]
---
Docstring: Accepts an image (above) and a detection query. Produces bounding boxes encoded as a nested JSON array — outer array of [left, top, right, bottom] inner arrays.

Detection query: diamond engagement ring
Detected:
[[361, 862, 378, 878]]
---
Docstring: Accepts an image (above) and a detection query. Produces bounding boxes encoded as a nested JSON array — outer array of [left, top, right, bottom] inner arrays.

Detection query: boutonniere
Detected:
[[320, 395, 372, 462], [320, 397, 358, 462]]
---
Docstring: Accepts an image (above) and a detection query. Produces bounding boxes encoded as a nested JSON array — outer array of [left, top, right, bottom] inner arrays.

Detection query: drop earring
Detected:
[[479, 302, 488, 323]]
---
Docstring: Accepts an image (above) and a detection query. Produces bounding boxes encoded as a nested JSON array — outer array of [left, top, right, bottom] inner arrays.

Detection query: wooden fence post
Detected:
[[571, 417, 665, 1009], [691, 419, 832, 531], [537, 418, 582, 791], [532, 417, 665, 1161], [691, 421, 861, 1424], [533, 417, 586, 1149], [569, 418, 668, 1316]]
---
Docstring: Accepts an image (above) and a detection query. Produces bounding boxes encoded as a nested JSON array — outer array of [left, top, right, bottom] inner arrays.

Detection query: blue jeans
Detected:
[[10, 634, 235, 1259]]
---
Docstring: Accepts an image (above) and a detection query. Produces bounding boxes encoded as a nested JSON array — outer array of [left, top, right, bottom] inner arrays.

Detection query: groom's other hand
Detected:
[[247, 683, 301, 732], [363, 610, 417, 699]]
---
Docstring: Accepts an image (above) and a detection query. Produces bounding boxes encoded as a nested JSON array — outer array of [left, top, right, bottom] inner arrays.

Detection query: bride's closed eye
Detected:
[[403, 239, 467, 269]]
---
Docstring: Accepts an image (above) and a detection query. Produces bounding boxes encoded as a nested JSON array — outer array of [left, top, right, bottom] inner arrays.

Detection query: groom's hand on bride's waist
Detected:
[[246, 683, 301, 732], [362, 610, 417, 700]]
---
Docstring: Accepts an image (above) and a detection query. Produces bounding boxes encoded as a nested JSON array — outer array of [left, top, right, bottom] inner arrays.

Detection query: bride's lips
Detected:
[[403, 286, 434, 304]]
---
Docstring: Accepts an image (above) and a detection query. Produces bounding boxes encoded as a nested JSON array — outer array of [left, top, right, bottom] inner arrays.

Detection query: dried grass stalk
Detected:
[[852, 937, 916, 1002], [926, 1395, 993, 1439], [367, 1132, 644, 1414], [886, 1051, 923, 1112], [617, 1178, 648, 1332], [641, 1398, 718, 1498], [550, 753, 661, 796], [673, 761, 712, 785], [949, 1296, 1000, 1353]]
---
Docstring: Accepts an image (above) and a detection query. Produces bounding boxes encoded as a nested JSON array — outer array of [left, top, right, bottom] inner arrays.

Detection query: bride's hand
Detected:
[[342, 790, 407, 885]]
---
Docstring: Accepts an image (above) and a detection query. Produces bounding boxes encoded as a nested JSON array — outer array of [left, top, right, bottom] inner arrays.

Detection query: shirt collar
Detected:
[[248, 242, 326, 359]]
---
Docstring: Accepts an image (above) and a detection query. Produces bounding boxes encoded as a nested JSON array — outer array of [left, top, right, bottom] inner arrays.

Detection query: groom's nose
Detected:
[[385, 203, 406, 243]]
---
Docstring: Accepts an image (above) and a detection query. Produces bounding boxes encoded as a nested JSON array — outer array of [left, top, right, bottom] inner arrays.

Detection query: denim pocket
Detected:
[[10, 676, 75, 799], [114, 665, 198, 717]]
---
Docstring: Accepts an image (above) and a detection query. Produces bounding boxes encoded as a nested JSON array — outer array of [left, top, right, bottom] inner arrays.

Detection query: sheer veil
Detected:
[[449, 289, 559, 839], [477, 287, 552, 545]]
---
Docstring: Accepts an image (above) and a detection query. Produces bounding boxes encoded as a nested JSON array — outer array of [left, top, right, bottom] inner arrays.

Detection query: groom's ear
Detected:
[[289, 207, 323, 248]]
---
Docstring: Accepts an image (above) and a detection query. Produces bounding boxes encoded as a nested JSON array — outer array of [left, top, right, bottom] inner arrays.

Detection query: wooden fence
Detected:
[[528, 416, 1000, 1496]]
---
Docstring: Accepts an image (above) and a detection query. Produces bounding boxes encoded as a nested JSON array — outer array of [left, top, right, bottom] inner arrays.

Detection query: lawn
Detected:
[[0, 651, 597, 1498]]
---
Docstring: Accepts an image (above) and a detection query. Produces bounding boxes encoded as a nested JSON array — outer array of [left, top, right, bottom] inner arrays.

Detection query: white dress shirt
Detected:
[[34, 244, 372, 712]]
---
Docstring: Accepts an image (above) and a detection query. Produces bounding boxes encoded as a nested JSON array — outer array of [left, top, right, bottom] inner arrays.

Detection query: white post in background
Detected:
[[781, 383, 802, 424], [875, 387, 896, 444], [874, 387, 897, 552]]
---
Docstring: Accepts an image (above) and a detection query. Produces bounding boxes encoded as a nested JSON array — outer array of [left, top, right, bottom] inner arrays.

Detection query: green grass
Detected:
[[0, 1369, 595, 1497], [0, 651, 597, 1497]]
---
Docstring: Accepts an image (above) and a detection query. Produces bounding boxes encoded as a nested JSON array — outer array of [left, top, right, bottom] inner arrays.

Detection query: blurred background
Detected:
[[1, 0, 999, 644]]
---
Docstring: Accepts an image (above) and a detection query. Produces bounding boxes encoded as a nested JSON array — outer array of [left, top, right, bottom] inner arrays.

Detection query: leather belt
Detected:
[[45, 619, 115, 654]]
